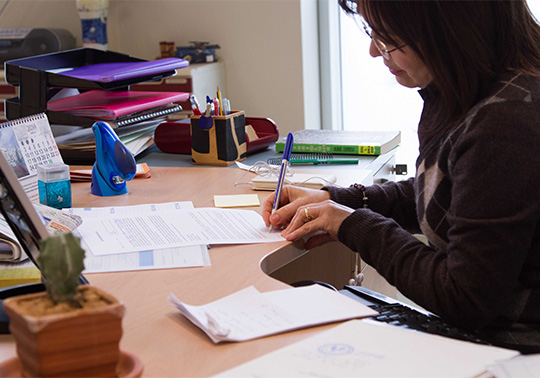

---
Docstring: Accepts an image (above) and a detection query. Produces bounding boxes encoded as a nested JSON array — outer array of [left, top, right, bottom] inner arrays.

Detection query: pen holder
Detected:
[[190, 111, 247, 166]]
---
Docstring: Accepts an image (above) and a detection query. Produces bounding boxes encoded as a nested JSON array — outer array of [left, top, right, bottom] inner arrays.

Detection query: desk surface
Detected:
[[0, 165, 361, 377]]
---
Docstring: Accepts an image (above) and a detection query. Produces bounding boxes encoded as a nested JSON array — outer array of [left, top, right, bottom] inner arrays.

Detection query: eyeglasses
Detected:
[[357, 18, 407, 60]]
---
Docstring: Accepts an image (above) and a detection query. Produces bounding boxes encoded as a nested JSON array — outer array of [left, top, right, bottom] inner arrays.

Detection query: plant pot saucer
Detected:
[[0, 350, 143, 378]]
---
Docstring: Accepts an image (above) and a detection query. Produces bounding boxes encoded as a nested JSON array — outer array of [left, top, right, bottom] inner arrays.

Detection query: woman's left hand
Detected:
[[281, 200, 354, 249]]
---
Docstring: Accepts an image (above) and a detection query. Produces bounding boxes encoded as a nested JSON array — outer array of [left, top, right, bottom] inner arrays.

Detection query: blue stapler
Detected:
[[91, 121, 136, 196]]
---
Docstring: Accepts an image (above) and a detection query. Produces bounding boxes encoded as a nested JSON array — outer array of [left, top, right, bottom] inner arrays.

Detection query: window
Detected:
[[337, 0, 540, 179], [339, 9, 421, 178]]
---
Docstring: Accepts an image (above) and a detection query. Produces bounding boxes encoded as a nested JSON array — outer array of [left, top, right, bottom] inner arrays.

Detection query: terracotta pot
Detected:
[[3, 285, 125, 378]]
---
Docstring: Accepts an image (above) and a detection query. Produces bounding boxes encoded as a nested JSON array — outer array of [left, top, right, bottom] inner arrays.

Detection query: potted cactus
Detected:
[[3, 233, 131, 377]]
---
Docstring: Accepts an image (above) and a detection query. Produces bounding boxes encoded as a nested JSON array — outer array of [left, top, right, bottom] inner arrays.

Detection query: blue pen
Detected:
[[269, 132, 294, 232], [205, 95, 214, 116]]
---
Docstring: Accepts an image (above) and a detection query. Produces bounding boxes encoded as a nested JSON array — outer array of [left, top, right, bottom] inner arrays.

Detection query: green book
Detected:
[[275, 130, 401, 156]]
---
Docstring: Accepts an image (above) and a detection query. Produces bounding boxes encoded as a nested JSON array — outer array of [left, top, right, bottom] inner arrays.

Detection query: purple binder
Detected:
[[58, 57, 189, 83]]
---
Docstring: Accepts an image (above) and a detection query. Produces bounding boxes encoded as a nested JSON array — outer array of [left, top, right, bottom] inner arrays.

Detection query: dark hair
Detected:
[[339, 0, 540, 127]]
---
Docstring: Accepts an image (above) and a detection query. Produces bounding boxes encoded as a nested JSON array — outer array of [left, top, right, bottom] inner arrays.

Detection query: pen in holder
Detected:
[[190, 111, 247, 166]]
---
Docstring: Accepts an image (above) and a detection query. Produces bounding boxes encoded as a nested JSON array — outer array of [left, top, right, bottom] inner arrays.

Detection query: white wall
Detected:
[[0, 0, 315, 135]]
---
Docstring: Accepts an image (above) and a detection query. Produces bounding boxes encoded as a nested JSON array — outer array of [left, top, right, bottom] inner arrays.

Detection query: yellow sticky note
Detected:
[[214, 194, 260, 208]]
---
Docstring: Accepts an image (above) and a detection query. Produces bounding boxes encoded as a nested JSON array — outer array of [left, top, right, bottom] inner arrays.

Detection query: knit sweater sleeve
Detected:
[[337, 95, 540, 331], [323, 178, 421, 233]]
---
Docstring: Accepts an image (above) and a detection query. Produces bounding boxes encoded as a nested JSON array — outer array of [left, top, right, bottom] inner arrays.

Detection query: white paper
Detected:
[[82, 244, 211, 273], [65, 203, 212, 272], [214, 319, 519, 378], [66, 203, 284, 256], [168, 285, 378, 343], [487, 354, 540, 378]]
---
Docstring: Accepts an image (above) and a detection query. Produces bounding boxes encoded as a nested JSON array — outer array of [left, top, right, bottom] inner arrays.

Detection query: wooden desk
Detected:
[[0, 166, 361, 377]]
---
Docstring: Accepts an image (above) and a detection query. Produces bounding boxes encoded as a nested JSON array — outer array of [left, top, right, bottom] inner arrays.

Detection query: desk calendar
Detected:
[[0, 113, 64, 201]]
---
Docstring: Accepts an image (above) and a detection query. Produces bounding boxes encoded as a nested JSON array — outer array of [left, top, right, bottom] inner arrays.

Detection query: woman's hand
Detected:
[[281, 200, 354, 249], [262, 186, 330, 228]]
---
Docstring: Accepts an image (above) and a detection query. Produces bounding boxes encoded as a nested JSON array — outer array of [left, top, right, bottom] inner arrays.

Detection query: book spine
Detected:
[[275, 142, 381, 156]]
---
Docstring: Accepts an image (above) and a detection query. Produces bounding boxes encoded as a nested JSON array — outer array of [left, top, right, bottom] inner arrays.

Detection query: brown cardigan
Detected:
[[325, 72, 540, 353]]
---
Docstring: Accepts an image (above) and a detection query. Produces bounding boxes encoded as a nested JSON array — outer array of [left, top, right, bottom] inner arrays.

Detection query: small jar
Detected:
[[37, 163, 72, 209]]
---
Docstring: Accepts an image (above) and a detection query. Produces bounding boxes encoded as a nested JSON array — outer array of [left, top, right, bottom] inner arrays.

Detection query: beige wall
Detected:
[[0, 0, 315, 134]]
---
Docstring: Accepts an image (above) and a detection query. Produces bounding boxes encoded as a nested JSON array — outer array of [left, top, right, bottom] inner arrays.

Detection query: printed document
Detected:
[[168, 285, 378, 343], [82, 244, 210, 273], [214, 319, 519, 377], [67, 201, 211, 271], [66, 202, 284, 256]]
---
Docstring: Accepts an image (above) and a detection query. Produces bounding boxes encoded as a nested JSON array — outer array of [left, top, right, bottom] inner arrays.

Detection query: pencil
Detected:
[[217, 86, 223, 116]]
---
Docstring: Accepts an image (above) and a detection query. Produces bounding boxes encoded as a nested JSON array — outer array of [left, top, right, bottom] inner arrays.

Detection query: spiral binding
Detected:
[[267, 153, 335, 166], [115, 105, 182, 127], [1, 113, 46, 128]]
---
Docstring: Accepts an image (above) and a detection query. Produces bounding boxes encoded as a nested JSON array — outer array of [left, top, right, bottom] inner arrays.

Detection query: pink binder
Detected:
[[48, 90, 189, 119]]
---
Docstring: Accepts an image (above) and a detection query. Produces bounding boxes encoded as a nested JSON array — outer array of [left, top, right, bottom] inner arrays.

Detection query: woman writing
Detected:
[[263, 0, 540, 353]]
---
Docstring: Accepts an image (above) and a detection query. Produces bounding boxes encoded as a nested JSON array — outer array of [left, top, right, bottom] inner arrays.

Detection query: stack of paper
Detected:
[[65, 202, 283, 273], [66, 202, 211, 273], [48, 89, 189, 163], [168, 285, 378, 343], [54, 119, 160, 164]]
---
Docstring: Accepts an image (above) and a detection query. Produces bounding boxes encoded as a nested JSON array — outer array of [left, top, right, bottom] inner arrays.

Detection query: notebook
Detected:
[[47, 90, 189, 120], [275, 129, 401, 156], [251, 173, 337, 191]]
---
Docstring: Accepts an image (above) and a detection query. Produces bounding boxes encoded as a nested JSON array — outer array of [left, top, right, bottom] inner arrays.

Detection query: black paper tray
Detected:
[[4, 48, 176, 90], [4, 48, 177, 125]]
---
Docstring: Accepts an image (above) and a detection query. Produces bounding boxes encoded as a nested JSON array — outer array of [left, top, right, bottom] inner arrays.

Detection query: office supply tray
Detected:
[[4, 48, 179, 126]]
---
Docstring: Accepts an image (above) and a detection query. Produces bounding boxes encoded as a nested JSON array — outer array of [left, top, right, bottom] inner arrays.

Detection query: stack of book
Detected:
[[49, 90, 189, 163]]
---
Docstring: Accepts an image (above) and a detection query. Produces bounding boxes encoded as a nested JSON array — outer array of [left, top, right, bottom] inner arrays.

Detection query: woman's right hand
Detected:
[[262, 185, 330, 229]]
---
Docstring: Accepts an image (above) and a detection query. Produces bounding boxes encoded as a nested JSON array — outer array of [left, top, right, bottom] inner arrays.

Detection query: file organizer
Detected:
[[4, 48, 187, 127], [190, 111, 247, 166]]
